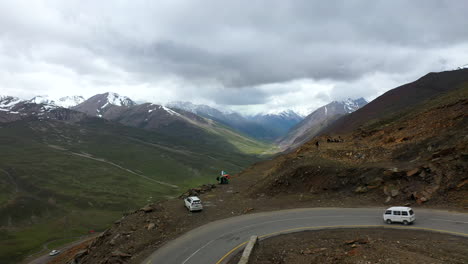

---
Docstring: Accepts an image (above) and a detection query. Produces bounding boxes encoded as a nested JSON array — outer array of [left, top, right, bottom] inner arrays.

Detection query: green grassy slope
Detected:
[[0, 117, 272, 263]]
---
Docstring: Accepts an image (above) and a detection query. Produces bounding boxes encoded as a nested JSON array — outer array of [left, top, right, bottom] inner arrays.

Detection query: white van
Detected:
[[383, 206, 415, 225], [184, 196, 203, 212]]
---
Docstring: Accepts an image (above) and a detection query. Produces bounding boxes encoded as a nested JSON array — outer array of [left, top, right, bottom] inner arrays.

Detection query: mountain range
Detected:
[[0, 93, 273, 263], [74, 68, 468, 264], [1, 91, 366, 263], [2, 93, 368, 144], [167, 101, 305, 140], [278, 98, 367, 150]]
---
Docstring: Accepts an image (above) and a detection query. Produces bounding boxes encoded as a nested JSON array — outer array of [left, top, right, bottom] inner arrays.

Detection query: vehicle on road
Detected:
[[184, 196, 203, 212], [383, 206, 415, 225], [49, 249, 61, 256]]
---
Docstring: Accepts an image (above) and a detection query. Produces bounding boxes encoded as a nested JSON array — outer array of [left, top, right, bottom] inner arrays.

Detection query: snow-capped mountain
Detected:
[[247, 110, 304, 139], [0, 96, 23, 111], [341, 98, 368, 112], [27, 95, 85, 108], [167, 101, 233, 116], [56, 96, 85, 108], [28, 95, 54, 105], [167, 101, 303, 140], [106, 92, 135, 107], [457, 64, 468, 70], [278, 98, 367, 150], [72, 92, 136, 118], [0, 95, 85, 123]]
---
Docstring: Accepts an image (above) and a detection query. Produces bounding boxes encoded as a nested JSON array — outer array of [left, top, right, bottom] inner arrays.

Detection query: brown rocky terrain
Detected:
[[252, 83, 467, 207], [227, 228, 468, 264]]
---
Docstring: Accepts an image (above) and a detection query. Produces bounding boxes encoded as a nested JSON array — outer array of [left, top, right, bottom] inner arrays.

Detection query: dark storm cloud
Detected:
[[0, 0, 467, 113], [84, 0, 468, 87]]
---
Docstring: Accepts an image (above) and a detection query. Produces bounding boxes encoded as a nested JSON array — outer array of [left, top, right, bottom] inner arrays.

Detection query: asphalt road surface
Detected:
[[143, 207, 468, 264]]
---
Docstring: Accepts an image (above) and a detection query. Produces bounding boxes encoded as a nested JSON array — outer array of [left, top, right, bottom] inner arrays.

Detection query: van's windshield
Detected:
[[409, 210, 414, 215]]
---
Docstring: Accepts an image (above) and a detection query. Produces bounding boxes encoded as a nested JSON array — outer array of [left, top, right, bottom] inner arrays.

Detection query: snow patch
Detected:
[[57, 95, 85, 108], [162, 106, 181, 117], [29, 95, 54, 105], [106, 92, 134, 107], [0, 96, 22, 109]]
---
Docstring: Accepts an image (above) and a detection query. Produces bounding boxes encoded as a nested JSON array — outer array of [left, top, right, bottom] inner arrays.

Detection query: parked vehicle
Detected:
[[383, 206, 415, 225], [184, 196, 203, 212], [49, 249, 61, 256]]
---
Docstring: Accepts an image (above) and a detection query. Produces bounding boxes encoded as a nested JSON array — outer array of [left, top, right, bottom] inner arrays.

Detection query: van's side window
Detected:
[[402, 211, 408, 216], [385, 210, 392, 215], [409, 210, 414, 215], [393, 211, 401, 215]]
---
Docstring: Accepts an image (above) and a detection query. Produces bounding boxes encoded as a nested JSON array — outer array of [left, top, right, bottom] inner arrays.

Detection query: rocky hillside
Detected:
[[251, 71, 468, 206], [278, 98, 367, 150], [322, 69, 468, 134]]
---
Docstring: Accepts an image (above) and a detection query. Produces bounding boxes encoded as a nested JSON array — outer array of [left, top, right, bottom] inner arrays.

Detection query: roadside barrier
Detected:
[[238, 235, 258, 264]]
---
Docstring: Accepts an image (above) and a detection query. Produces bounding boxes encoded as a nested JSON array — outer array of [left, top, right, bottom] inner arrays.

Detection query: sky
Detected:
[[0, 1, 467, 115]]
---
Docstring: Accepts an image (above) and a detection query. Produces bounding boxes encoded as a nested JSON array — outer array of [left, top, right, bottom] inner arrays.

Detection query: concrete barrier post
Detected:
[[238, 235, 258, 264]]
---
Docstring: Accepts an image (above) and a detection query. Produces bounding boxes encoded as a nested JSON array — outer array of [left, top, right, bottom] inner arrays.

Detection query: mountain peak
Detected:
[[334, 98, 368, 113], [57, 95, 85, 108], [26, 95, 86, 108], [0, 96, 22, 110], [103, 92, 136, 107], [167, 101, 233, 115], [29, 95, 54, 105]]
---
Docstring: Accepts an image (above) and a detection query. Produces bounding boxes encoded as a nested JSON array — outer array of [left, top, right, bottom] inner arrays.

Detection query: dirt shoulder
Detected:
[[227, 228, 468, 264]]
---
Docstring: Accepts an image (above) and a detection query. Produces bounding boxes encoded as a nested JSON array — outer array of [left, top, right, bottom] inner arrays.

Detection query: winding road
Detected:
[[143, 207, 468, 264]]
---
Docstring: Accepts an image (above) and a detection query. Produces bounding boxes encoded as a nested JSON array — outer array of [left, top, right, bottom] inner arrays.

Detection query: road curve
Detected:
[[143, 208, 468, 264]]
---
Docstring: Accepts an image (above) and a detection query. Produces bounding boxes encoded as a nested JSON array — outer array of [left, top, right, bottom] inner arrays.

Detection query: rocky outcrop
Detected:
[[179, 184, 216, 198]]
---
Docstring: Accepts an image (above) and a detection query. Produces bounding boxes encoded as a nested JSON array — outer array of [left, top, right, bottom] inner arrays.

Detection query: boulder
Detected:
[[111, 250, 132, 258], [146, 223, 156, 230], [391, 189, 399, 197], [457, 179, 468, 188], [140, 205, 154, 213], [109, 234, 120, 246], [354, 186, 368, 193], [419, 197, 428, 203], [406, 168, 420, 177]]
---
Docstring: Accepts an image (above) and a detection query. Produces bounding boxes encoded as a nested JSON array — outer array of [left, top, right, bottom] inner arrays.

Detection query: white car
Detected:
[[49, 249, 61, 256], [184, 196, 203, 212], [383, 206, 415, 225]]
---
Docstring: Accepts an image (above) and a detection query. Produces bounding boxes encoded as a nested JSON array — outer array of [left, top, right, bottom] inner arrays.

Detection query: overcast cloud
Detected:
[[0, 0, 467, 114]]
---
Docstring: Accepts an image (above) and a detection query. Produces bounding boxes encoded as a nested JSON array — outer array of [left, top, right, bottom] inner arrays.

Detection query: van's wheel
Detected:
[[386, 219, 392, 224], [403, 220, 409, 225]]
